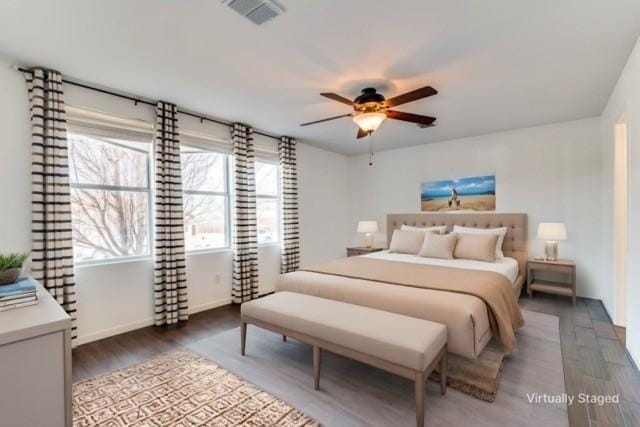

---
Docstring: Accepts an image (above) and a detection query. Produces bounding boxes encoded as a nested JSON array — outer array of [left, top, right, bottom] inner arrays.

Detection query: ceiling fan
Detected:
[[300, 85, 438, 138]]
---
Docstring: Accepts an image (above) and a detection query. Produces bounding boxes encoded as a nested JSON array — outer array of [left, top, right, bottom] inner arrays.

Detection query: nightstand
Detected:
[[346, 246, 384, 257], [527, 259, 576, 305]]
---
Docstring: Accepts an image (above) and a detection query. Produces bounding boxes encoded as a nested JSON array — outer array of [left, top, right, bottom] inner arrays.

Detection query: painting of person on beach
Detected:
[[421, 175, 496, 212]]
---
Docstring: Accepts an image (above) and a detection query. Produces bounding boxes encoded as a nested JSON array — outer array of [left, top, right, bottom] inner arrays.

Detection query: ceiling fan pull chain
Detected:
[[368, 134, 375, 166]]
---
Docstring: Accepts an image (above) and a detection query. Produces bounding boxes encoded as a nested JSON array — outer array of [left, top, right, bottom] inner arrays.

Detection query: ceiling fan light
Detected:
[[352, 112, 386, 132]]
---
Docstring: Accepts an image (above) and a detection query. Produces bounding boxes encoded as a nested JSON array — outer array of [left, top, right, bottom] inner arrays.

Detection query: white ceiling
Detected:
[[0, 0, 639, 155]]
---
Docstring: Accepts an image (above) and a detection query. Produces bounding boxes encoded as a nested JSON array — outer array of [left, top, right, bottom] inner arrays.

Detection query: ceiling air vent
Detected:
[[222, 0, 285, 26]]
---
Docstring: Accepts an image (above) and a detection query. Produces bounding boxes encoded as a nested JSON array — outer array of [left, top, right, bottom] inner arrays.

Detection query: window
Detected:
[[181, 145, 230, 251], [255, 160, 280, 244], [68, 131, 152, 263]]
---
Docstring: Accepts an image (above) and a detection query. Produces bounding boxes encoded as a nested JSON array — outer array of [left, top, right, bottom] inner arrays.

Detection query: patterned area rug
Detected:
[[73, 349, 319, 427]]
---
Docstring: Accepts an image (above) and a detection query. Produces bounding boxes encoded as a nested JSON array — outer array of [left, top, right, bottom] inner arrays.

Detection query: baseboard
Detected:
[[77, 296, 233, 346], [77, 317, 156, 345], [188, 297, 233, 314]]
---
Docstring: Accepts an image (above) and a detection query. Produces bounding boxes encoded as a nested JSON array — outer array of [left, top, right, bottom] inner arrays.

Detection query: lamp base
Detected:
[[544, 241, 558, 261], [364, 233, 374, 248]]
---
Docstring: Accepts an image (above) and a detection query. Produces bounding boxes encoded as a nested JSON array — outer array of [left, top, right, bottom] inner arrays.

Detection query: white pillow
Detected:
[[452, 225, 508, 258], [401, 224, 447, 235]]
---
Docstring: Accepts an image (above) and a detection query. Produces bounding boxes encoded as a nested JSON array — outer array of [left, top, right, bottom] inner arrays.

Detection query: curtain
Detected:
[[231, 123, 259, 303], [278, 136, 300, 273], [25, 68, 78, 344], [154, 101, 188, 325]]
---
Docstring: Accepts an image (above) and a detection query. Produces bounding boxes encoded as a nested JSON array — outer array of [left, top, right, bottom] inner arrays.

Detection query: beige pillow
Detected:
[[388, 230, 425, 255], [454, 233, 498, 262], [418, 233, 457, 259], [452, 225, 508, 258], [401, 224, 447, 235]]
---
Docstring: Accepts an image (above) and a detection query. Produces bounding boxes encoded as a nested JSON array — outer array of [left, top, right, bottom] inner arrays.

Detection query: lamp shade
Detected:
[[352, 112, 386, 132], [537, 222, 567, 241], [357, 220, 378, 234]]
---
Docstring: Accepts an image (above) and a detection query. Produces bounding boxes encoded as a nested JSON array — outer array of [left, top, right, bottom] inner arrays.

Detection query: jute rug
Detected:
[[429, 339, 505, 402], [190, 310, 568, 426], [72, 349, 318, 427]]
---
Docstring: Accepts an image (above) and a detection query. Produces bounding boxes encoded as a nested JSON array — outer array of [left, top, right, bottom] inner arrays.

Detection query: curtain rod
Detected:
[[17, 66, 281, 142]]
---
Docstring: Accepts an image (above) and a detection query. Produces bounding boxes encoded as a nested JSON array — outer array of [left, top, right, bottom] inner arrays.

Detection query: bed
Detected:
[[275, 212, 527, 359]]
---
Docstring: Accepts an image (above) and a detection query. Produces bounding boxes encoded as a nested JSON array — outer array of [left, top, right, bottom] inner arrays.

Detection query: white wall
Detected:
[[0, 61, 349, 344], [0, 65, 32, 255], [348, 118, 604, 299], [297, 142, 351, 267], [601, 35, 640, 365]]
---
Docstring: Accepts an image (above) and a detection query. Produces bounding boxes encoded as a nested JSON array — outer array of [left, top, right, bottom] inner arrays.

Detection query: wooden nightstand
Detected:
[[527, 259, 576, 305], [347, 247, 384, 257]]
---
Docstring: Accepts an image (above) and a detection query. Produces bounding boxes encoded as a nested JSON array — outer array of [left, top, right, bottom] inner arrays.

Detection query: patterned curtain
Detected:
[[231, 123, 259, 303], [25, 68, 78, 344], [278, 136, 300, 273], [154, 101, 188, 325]]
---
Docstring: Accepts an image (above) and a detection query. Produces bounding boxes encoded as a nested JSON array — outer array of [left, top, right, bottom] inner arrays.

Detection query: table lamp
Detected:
[[357, 220, 378, 248], [537, 222, 567, 261]]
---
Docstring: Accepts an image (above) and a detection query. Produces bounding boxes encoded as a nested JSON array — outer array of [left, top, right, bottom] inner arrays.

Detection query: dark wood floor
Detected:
[[73, 295, 639, 427], [519, 294, 640, 427]]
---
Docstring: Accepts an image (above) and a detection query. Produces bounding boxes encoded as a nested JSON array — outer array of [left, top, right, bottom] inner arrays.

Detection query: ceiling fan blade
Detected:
[[357, 128, 369, 139], [385, 110, 436, 126], [384, 86, 437, 108], [320, 92, 354, 106], [300, 113, 353, 127]]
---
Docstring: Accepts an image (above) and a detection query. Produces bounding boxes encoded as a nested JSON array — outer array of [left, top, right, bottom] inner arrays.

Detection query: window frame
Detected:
[[254, 157, 282, 246], [67, 128, 154, 267], [180, 143, 232, 255]]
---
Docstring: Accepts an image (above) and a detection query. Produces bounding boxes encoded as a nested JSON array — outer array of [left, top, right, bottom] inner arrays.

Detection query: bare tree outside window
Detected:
[[255, 161, 280, 244], [68, 133, 151, 262], [68, 131, 277, 261], [181, 147, 229, 251]]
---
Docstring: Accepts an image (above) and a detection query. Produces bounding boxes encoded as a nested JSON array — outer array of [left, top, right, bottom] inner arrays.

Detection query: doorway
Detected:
[[613, 113, 629, 326]]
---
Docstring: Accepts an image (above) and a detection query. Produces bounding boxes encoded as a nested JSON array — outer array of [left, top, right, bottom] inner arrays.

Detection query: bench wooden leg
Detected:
[[414, 371, 425, 427], [241, 321, 247, 356], [283, 335, 287, 342], [439, 348, 447, 396], [313, 346, 321, 390]]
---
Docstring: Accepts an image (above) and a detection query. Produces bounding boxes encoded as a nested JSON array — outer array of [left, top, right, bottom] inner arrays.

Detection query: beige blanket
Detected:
[[303, 257, 524, 353]]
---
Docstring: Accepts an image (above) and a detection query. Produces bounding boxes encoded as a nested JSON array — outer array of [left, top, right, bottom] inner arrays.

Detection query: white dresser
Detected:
[[0, 282, 72, 427]]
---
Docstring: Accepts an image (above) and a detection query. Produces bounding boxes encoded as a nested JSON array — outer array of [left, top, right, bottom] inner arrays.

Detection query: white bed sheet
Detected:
[[362, 250, 520, 285]]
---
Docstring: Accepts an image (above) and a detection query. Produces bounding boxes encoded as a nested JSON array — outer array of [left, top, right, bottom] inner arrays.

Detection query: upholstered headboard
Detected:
[[386, 212, 528, 277]]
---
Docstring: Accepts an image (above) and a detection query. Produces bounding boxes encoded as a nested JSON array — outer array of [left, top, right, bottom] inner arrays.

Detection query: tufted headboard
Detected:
[[386, 212, 528, 277]]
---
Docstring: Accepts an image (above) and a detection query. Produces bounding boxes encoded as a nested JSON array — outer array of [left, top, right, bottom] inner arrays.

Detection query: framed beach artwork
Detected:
[[421, 175, 496, 212]]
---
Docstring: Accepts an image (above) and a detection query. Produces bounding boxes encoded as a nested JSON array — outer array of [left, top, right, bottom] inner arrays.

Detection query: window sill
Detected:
[[186, 247, 232, 256], [74, 255, 152, 269], [258, 242, 281, 248]]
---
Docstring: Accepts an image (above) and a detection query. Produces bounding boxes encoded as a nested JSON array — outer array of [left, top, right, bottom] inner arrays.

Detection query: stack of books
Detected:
[[0, 277, 38, 312]]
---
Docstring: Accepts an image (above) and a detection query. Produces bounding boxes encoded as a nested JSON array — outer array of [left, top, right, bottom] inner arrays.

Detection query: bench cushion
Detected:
[[241, 292, 447, 372]]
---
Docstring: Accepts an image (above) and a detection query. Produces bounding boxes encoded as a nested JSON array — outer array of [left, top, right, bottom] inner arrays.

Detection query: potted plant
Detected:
[[0, 252, 30, 285]]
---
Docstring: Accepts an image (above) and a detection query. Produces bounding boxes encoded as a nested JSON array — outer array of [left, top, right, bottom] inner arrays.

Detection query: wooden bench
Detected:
[[241, 291, 448, 427]]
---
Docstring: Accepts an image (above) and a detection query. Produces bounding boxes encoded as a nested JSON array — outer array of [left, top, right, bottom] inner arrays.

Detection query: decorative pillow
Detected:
[[401, 224, 447, 235], [388, 230, 426, 255], [452, 225, 508, 258], [453, 233, 498, 262], [418, 232, 458, 259]]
